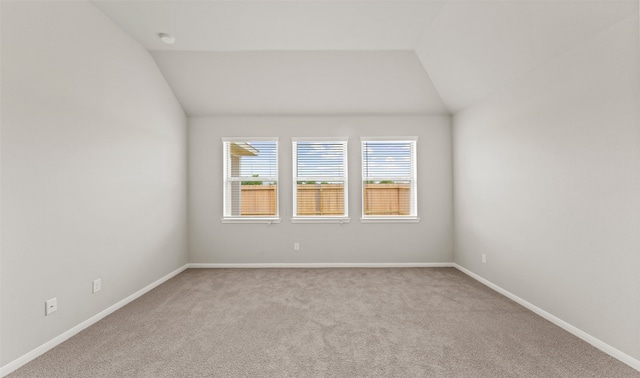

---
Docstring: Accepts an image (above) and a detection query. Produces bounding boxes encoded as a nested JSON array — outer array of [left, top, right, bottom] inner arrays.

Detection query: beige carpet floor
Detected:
[[9, 268, 640, 377]]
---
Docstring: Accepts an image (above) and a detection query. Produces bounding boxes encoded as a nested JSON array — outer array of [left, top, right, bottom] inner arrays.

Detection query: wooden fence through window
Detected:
[[240, 183, 410, 216], [240, 185, 277, 216], [363, 183, 410, 215], [296, 184, 344, 216]]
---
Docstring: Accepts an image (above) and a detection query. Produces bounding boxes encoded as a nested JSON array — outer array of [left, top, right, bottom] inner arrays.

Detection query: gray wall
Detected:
[[1, 1, 188, 365], [189, 116, 453, 264], [453, 13, 640, 360]]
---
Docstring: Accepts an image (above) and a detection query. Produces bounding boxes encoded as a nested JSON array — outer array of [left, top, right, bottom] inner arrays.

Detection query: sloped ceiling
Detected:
[[151, 51, 446, 115], [91, 1, 447, 51], [92, 0, 638, 116], [416, 0, 638, 112]]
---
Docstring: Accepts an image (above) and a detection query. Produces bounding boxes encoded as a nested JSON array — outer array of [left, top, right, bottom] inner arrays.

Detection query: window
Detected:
[[361, 138, 418, 222], [222, 138, 279, 223], [292, 138, 349, 223]]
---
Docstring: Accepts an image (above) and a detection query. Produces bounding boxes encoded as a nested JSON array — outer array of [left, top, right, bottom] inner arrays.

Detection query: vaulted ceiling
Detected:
[[92, 0, 638, 116]]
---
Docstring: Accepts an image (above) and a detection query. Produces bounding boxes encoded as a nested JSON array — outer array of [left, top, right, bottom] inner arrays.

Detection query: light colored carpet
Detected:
[[9, 268, 640, 377]]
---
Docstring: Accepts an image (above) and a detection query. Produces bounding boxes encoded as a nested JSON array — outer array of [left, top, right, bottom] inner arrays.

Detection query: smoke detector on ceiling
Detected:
[[158, 33, 175, 45]]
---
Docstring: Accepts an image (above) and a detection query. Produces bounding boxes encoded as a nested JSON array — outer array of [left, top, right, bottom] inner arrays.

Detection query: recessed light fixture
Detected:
[[158, 33, 175, 45]]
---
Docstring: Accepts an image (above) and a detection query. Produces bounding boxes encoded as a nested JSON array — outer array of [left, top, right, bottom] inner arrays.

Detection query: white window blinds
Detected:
[[223, 138, 278, 220], [361, 138, 417, 219], [292, 139, 348, 218]]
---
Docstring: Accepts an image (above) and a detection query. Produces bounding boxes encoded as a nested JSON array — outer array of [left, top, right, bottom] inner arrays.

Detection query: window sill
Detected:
[[221, 218, 281, 224], [360, 217, 420, 224], [291, 217, 351, 224]]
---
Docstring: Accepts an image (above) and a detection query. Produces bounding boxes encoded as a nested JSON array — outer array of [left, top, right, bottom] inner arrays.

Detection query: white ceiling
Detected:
[[151, 50, 446, 115], [92, 0, 638, 116], [416, 0, 638, 112], [92, 1, 447, 51]]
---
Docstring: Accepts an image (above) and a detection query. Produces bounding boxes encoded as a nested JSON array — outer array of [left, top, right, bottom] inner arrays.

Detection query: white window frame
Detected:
[[292, 137, 350, 224], [222, 137, 280, 224], [361, 137, 419, 223]]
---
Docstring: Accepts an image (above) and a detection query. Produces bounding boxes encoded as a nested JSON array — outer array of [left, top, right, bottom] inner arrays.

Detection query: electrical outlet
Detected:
[[294, 242, 300, 251], [45, 298, 57, 316], [92, 279, 102, 294], [482, 254, 487, 264]]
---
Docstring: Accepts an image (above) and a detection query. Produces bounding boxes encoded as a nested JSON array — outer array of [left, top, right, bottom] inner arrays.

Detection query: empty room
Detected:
[[1, 0, 639, 376]]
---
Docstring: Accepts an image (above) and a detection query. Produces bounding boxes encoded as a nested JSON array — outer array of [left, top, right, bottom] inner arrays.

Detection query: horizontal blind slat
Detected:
[[362, 141, 414, 179], [294, 141, 346, 178]]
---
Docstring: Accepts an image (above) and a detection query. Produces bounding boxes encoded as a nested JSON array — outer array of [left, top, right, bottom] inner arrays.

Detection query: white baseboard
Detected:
[[187, 262, 454, 269], [453, 264, 640, 373], [1, 264, 189, 377]]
